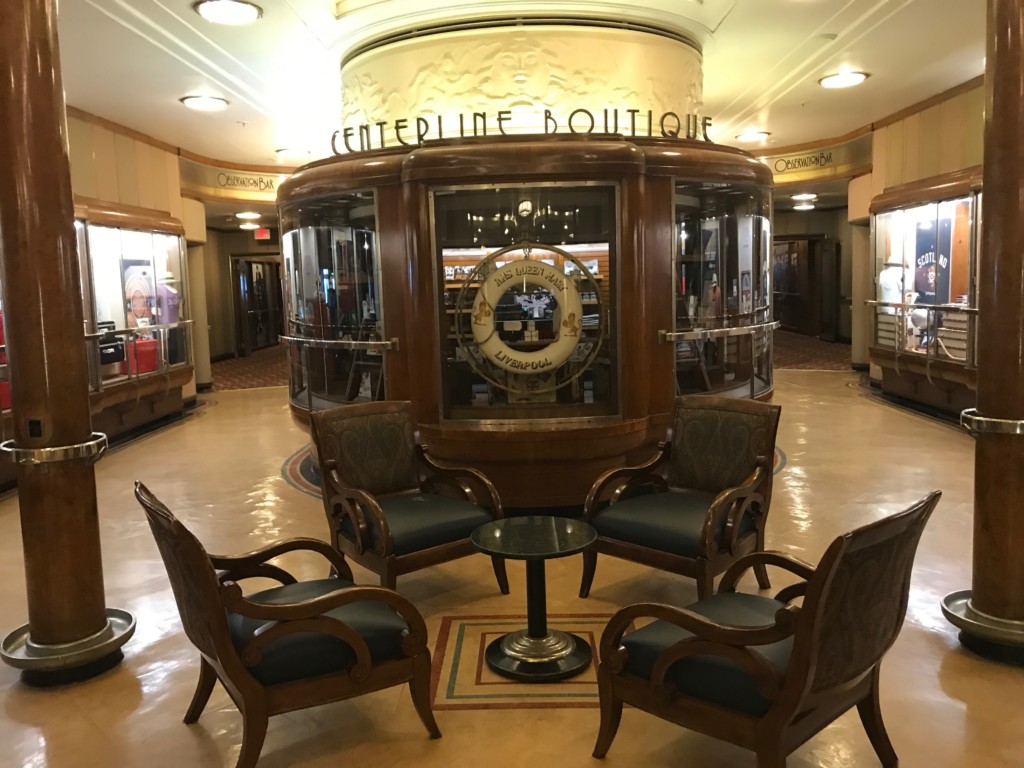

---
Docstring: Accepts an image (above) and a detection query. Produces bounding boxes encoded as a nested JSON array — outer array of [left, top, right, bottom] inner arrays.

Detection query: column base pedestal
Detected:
[[942, 589, 1024, 665], [1, 608, 136, 685]]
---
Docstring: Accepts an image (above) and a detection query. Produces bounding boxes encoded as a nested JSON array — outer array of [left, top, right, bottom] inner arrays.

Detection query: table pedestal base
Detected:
[[485, 629, 592, 682]]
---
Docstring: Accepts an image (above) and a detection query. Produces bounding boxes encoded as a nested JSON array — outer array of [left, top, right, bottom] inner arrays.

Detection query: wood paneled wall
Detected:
[[66, 115, 183, 220], [872, 84, 985, 195]]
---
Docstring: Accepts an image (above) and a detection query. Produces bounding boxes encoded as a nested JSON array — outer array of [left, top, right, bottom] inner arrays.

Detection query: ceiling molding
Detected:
[[753, 125, 873, 159]]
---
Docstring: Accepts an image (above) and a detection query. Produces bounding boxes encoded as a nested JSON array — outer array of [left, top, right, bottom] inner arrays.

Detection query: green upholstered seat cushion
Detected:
[[620, 592, 792, 716], [340, 492, 492, 555], [591, 489, 754, 557], [227, 578, 409, 686]]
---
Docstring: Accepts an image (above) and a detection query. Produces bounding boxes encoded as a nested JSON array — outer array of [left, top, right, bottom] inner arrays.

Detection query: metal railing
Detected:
[[866, 300, 977, 383]]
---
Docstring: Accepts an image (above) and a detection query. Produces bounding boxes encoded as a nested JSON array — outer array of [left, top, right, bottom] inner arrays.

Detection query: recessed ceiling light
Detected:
[[192, 0, 263, 25], [236, 211, 261, 220], [818, 71, 870, 89], [735, 130, 771, 143], [792, 193, 818, 201], [793, 203, 816, 211], [239, 222, 260, 230], [179, 95, 229, 112]]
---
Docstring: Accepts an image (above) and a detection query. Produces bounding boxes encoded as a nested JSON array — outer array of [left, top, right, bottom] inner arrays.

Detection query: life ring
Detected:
[[471, 259, 584, 374]]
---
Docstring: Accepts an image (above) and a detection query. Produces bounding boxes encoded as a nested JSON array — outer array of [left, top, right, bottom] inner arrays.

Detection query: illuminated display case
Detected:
[[433, 184, 616, 420], [0, 209, 193, 489], [673, 181, 774, 398], [84, 223, 191, 385], [868, 168, 981, 414], [279, 190, 384, 412]]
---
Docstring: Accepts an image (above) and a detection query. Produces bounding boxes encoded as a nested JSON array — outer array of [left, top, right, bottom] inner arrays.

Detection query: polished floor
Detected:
[[0, 371, 1021, 768]]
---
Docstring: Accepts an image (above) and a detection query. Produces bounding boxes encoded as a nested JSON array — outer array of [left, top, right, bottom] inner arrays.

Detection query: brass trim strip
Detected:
[[0, 432, 108, 465], [658, 321, 778, 343], [280, 334, 400, 352], [960, 409, 1024, 437]]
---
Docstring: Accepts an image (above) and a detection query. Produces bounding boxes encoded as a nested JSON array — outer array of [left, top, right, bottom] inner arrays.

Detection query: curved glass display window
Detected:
[[280, 190, 385, 411], [872, 194, 977, 365], [672, 180, 774, 398], [85, 223, 190, 387], [432, 184, 618, 420]]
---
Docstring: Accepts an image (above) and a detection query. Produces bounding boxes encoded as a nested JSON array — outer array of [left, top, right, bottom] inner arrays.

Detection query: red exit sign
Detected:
[[254, 227, 271, 241]]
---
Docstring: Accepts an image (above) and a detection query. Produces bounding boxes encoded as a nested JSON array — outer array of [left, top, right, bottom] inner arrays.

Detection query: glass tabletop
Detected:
[[471, 516, 597, 560]]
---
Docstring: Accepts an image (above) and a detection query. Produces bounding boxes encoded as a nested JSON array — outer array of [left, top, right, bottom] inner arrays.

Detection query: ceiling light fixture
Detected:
[[239, 222, 260, 230], [179, 95, 229, 112], [792, 193, 818, 201], [193, 0, 263, 26], [818, 71, 870, 89], [735, 130, 771, 143], [793, 203, 816, 211], [236, 211, 261, 220]]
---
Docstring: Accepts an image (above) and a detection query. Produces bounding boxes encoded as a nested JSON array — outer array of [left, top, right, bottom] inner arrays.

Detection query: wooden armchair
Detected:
[[580, 395, 782, 600], [593, 490, 942, 768], [310, 400, 508, 592], [135, 482, 440, 768]]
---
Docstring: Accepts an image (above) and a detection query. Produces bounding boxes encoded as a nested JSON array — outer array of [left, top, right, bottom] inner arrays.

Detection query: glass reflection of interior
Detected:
[[673, 181, 773, 398], [432, 184, 618, 421], [280, 191, 384, 411], [85, 224, 190, 387], [873, 195, 975, 361]]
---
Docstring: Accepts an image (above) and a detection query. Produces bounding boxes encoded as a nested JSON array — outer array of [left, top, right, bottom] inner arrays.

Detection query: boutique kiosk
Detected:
[[278, 133, 775, 507]]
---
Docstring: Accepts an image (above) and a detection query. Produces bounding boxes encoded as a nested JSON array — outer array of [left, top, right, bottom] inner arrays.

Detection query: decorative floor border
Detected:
[[430, 613, 609, 710]]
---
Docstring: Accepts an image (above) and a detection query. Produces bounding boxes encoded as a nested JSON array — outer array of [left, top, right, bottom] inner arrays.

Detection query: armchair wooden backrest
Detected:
[[135, 482, 233, 662], [310, 401, 420, 496], [666, 395, 782, 494], [785, 490, 942, 701]]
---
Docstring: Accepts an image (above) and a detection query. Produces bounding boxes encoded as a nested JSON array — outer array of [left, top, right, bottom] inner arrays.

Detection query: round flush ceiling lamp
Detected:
[[239, 222, 260, 230], [792, 193, 818, 201], [193, 0, 263, 26], [236, 211, 261, 220], [818, 71, 870, 89], [735, 130, 771, 143], [179, 95, 229, 112], [793, 203, 816, 211]]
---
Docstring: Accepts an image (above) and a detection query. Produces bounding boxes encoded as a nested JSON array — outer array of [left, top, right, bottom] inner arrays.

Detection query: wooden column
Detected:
[[0, 0, 133, 681], [942, 0, 1024, 659]]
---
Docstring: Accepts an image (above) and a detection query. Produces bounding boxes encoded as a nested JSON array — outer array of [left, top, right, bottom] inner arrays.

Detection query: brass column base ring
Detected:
[[485, 629, 592, 682], [500, 628, 577, 662], [942, 590, 1024, 665], [1, 608, 136, 685]]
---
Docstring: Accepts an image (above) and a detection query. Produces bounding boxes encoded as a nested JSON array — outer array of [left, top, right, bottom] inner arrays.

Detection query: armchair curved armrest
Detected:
[[211, 537, 353, 583], [240, 616, 375, 680], [581, 443, 670, 522], [221, 583, 430, 653], [416, 445, 504, 517], [699, 464, 767, 557], [325, 478, 394, 557], [600, 601, 799, 667], [649, 637, 784, 700], [718, 551, 817, 596]]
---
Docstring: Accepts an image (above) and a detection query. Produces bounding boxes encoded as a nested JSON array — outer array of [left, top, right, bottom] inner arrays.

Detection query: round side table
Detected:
[[471, 516, 597, 682]]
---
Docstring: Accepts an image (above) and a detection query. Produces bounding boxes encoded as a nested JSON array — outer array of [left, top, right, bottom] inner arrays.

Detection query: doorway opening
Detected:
[[231, 255, 284, 357]]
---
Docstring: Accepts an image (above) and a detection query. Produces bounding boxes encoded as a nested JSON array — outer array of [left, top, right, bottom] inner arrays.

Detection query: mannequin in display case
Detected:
[[878, 259, 905, 314], [156, 273, 182, 364]]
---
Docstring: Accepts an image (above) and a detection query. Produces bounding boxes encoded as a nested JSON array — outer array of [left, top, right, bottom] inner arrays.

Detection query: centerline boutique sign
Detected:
[[330, 107, 714, 154]]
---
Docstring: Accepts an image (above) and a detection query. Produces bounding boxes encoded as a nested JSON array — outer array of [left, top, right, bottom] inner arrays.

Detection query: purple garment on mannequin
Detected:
[[157, 283, 180, 323]]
